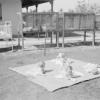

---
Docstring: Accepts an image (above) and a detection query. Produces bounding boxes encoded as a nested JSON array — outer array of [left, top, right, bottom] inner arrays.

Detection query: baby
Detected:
[[56, 53, 74, 79], [56, 53, 67, 66], [39, 61, 46, 74], [64, 60, 73, 79]]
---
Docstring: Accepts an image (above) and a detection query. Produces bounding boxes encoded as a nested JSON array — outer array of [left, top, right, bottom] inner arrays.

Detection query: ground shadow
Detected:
[[23, 31, 84, 38], [59, 31, 84, 37], [0, 45, 22, 53], [34, 41, 100, 49], [0, 41, 99, 53]]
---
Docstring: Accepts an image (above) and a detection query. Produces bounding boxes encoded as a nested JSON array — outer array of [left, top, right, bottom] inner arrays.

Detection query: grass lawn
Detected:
[[0, 46, 100, 100]]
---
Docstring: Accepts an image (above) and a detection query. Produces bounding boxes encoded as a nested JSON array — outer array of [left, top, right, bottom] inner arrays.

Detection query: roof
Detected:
[[21, 0, 53, 8]]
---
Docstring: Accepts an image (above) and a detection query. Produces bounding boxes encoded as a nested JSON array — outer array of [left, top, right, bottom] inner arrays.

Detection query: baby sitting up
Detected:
[[55, 53, 83, 80], [39, 61, 46, 74], [56, 53, 67, 66]]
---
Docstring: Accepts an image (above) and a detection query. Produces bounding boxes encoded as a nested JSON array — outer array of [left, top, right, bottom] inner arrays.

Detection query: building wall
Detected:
[[1, 0, 22, 36]]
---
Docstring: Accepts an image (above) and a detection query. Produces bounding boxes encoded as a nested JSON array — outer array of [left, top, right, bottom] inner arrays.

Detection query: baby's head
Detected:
[[57, 53, 65, 58], [39, 61, 46, 74], [39, 61, 45, 68]]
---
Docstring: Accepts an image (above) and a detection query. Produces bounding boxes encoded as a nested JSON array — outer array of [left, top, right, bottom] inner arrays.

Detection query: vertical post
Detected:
[[10, 23, 13, 52], [38, 14, 42, 40], [92, 30, 95, 46], [62, 13, 65, 48], [38, 13, 40, 40], [35, 4, 38, 35], [58, 9, 64, 48], [55, 32, 57, 45], [38, 31, 40, 40], [56, 31, 59, 48], [33, 13, 35, 28], [18, 31, 20, 47], [16, 12, 24, 50], [35, 4, 38, 28], [56, 13, 59, 48], [62, 31, 64, 48], [21, 13, 24, 50], [8, 23, 13, 52], [50, 0, 54, 12], [49, 0, 54, 46], [84, 31, 86, 44], [92, 14, 96, 46], [35, 4, 38, 12], [11, 39, 14, 52], [22, 32, 24, 50], [26, 7, 28, 13], [11, 38, 14, 52], [51, 31, 53, 45], [44, 32, 47, 56]]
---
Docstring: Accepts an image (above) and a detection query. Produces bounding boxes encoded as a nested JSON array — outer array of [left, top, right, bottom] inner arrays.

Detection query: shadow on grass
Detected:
[[34, 41, 100, 49], [59, 31, 84, 37], [1, 41, 99, 53], [24, 31, 84, 38], [0, 45, 22, 53]]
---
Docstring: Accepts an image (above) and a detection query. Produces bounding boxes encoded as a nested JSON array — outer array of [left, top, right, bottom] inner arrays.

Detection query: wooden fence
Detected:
[[23, 12, 98, 49], [23, 12, 95, 32]]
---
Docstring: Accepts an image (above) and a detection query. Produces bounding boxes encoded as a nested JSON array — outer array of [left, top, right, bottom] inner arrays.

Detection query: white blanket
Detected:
[[9, 59, 100, 92]]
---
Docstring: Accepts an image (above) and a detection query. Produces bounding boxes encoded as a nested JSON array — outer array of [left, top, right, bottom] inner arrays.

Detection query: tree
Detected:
[[75, 0, 100, 14], [88, 3, 100, 14], [75, 0, 88, 13]]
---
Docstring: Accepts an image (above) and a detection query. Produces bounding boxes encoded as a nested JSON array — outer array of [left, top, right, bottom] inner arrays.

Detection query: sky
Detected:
[[23, 0, 100, 12]]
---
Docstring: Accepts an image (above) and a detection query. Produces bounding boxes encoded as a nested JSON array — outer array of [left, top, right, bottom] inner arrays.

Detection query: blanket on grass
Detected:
[[9, 58, 100, 92]]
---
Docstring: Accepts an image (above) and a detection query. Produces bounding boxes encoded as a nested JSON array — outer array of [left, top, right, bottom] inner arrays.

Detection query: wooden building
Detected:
[[0, 0, 54, 36]]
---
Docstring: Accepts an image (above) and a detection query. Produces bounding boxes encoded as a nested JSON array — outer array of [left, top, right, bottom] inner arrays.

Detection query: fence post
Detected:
[[22, 33, 24, 50], [56, 31, 59, 48], [92, 14, 96, 46], [92, 30, 95, 46], [84, 31, 86, 44], [11, 38, 14, 52], [38, 30, 40, 40], [44, 31, 47, 56], [50, 31, 53, 45], [18, 31, 20, 48], [62, 13, 65, 48]]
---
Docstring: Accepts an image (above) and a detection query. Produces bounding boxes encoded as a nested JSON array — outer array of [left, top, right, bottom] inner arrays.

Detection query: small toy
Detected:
[[65, 61, 73, 79], [39, 61, 46, 74], [90, 67, 100, 75]]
